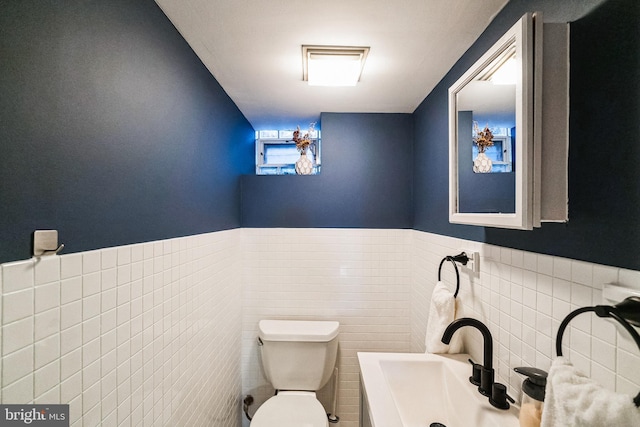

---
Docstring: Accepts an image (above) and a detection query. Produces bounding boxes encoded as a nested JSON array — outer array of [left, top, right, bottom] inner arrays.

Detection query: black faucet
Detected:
[[442, 317, 494, 395], [441, 317, 513, 409]]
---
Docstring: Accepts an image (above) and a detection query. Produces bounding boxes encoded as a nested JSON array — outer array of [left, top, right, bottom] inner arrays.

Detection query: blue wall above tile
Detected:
[[241, 113, 413, 229], [0, 0, 255, 263], [1, 0, 637, 272]]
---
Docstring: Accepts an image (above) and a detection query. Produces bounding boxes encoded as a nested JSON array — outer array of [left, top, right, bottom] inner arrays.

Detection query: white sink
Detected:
[[358, 352, 520, 427]]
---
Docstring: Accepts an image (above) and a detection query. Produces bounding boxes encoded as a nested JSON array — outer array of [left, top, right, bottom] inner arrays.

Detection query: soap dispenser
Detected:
[[514, 367, 548, 427]]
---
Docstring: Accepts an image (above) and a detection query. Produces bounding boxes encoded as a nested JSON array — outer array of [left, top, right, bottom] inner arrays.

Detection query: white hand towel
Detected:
[[425, 281, 464, 354], [541, 357, 640, 427]]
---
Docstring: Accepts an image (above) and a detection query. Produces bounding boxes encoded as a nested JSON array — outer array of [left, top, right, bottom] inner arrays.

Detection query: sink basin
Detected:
[[358, 352, 519, 427]]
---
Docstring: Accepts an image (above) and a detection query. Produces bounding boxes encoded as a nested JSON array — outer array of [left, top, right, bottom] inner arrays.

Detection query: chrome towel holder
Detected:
[[555, 296, 640, 407], [437, 252, 470, 299]]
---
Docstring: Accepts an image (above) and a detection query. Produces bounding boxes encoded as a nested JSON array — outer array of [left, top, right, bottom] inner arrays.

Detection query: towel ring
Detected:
[[555, 301, 640, 407], [438, 255, 462, 298]]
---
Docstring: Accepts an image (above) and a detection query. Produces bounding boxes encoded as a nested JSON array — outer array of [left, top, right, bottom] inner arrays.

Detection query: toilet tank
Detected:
[[258, 320, 339, 391]]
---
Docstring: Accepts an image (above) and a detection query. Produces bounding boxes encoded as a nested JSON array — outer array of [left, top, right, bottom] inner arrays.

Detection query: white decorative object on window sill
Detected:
[[473, 152, 492, 173], [472, 121, 494, 174], [295, 151, 313, 175], [293, 123, 316, 175]]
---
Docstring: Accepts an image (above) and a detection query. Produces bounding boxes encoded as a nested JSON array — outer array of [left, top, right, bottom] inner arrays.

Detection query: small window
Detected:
[[256, 130, 321, 175]]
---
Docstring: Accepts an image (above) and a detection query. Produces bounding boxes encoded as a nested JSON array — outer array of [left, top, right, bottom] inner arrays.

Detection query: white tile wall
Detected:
[[240, 228, 412, 427], [2, 227, 638, 427], [0, 230, 242, 427], [241, 229, 640, 427], [410, 230, 640, 406]]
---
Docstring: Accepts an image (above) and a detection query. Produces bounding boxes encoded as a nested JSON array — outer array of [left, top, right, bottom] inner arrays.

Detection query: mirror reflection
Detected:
[[455, 42, 518, 214]]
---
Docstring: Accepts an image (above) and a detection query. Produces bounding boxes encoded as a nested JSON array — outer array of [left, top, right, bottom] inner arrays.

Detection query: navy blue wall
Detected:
[[413, 0, 640, 270], [241, 113, 413, 228], [2, 0, 637, 271], [0, 0, 254, 263]]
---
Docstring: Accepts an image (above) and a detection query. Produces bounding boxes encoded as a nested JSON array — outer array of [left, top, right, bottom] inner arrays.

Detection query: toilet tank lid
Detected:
[[259, 320, 339, 342]]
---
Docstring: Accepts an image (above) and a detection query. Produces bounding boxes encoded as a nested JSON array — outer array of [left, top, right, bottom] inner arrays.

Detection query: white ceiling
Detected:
[[154, 0, 509, 130]]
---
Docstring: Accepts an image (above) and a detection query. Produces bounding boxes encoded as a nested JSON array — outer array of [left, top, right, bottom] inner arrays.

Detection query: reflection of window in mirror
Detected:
[[471, 131, 515, 173], [455, 44, 518, 175]]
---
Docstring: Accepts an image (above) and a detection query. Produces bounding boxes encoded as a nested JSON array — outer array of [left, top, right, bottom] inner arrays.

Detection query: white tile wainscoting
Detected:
[[241, 228, 412, 427], [1, 228, 639, 427], [0, 230, 242, 427], [410, 231, 640, 407], [242, 229, 640, 427]]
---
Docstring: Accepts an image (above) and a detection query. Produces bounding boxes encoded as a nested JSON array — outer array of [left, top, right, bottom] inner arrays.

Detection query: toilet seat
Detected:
[[250, 391, 328, 427]]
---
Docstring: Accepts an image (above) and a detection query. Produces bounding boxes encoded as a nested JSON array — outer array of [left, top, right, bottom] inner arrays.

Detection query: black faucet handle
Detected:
[[489, 382, 514, 410], [468, 359, 482, 386]]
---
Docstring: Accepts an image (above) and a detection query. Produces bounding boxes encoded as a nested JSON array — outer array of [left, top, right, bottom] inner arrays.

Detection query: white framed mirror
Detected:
[[449, 13, 541, 230]]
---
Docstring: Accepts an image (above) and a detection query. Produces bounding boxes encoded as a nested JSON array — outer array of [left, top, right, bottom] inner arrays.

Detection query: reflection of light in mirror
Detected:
[[490, 57, 517, 85]]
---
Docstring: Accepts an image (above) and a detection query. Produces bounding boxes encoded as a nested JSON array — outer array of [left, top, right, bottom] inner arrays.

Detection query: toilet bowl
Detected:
[[250, 320, 340, 427], [250, 391, 328, 427]]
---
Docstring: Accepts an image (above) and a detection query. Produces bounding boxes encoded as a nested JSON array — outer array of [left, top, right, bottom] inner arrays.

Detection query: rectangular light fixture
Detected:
[[302, 45, 369, 86]]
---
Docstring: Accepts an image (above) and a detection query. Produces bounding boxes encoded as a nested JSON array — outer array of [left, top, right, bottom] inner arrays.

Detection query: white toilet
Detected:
[[251, 319, 340, 427]]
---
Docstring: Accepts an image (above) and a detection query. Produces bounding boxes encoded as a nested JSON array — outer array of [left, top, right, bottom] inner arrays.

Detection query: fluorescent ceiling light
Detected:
[[302, 45, 369, 86]]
